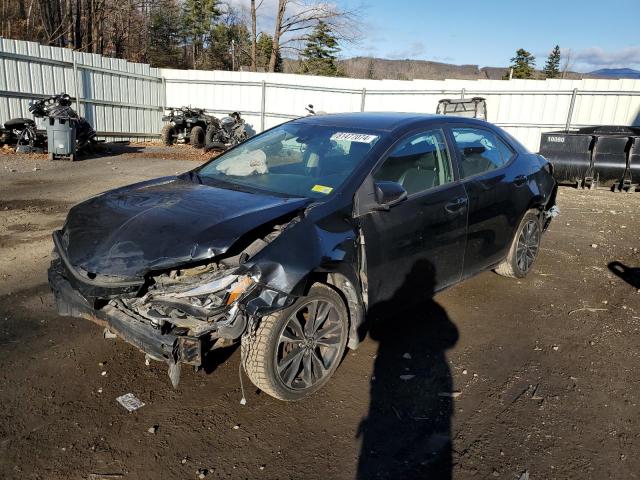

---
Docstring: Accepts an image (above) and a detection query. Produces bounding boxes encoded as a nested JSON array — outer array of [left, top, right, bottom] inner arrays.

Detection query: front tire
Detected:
[[161, 124, 175, 146], [241, 283, 349, 401], [495, 210, 542, 278], [190, 126, 205, 148]]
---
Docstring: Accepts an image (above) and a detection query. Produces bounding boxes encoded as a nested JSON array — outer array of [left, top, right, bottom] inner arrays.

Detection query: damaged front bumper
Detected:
[[49, 266, 211, 366], [48, 235, 296, 383]]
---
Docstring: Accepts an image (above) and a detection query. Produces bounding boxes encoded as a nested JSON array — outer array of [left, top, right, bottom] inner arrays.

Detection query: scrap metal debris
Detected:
[[116, 393, 145, 412], [103, 328, 117, 339], [568, 307, 609, 315]]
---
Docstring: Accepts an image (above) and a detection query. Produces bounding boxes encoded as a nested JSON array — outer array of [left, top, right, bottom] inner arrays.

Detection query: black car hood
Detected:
[[60, 177, 309, 279]]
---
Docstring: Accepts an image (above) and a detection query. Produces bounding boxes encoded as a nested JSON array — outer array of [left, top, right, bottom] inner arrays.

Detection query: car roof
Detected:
[[292, 111, 493, 132]]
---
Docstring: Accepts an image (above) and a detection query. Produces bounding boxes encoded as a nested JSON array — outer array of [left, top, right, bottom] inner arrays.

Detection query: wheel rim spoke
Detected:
[[315, 336, 341, 348], [281, 330, 303, 344], [316, 321, 341, 339], [288, 316, 305, 339], [312, 302, 331, 333], [516, 220, 540, 273], [278, 347, 305, 386], [304, 301, 319, 336], [310, 349, 327, 378], [301, 354, 313, 386]]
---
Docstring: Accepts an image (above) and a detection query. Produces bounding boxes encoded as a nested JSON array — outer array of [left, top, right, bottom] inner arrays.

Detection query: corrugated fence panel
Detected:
[[0, 38, 163, 141], [158, 70, 640, 151], [2, 38, 640, 150]]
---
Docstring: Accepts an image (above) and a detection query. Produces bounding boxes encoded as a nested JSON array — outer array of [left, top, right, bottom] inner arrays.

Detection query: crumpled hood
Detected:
[[60, 177, 308, 279]]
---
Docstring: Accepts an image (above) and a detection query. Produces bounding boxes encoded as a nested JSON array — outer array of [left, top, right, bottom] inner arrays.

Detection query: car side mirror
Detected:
[[374, 181, 407, 211]]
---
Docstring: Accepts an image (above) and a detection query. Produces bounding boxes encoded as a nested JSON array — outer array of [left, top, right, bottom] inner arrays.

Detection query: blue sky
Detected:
[[230, 0, 639, 72], [338, 0, 640, 71]]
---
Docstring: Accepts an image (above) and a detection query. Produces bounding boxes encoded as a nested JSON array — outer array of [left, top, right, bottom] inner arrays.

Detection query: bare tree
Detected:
[[561, 48, 573, 79], [268, 0, 360, 73], [250, 0, 263, 72]]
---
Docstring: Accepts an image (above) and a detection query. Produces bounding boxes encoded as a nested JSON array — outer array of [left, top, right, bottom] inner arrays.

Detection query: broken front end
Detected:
[[48, 230, 294, 386]]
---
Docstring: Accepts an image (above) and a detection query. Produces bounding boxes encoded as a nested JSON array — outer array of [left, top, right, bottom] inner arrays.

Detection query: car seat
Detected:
[[459, 144, 494, 177], [398, 145, 438, 194]]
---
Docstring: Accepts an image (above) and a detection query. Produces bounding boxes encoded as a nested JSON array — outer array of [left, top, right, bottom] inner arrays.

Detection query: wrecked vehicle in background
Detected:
[[204, 111, 250, 152], [32, 93, 97, 153], [0, 116, 44, 152], [48, 113, 558, 401], [1, 93, 96, 155], [161, 107, 214, 148], [436, 97, 487, 120]]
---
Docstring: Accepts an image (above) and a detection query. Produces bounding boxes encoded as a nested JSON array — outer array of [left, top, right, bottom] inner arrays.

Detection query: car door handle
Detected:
[[444, 197, 467, 213], [514, 175, 527, 186]]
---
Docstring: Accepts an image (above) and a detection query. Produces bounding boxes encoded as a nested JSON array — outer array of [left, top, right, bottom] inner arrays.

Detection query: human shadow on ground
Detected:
[[608, 261, 640, 290], [356, 259, 459, 480]]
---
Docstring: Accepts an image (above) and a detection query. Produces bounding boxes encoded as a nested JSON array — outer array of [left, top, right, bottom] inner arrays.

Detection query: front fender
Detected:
[[242, 213, 365, 347]]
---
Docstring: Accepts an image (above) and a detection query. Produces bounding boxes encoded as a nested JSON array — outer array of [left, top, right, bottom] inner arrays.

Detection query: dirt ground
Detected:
[[1, 146, 639, 480]]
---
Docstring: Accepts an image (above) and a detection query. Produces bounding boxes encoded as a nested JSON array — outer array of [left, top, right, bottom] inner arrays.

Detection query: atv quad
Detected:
[[436, 97, 487, 120], [1, 117, 46, 152], [161, 107, 216, 148]]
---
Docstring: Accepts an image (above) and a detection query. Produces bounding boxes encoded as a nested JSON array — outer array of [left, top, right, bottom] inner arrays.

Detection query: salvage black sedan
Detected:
[[49, 113, 558, 401]]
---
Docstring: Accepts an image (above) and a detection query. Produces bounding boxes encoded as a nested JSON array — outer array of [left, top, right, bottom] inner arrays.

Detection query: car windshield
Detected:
[[198, 122, 382, 198]]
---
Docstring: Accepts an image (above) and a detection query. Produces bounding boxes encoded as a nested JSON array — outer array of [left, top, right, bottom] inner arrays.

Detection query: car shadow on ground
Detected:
[[83, 142, 147, 158], [356, 259, 458, 480], [201, 341, 240, 375], [608, 261, 640, 290], [39, 142, 147, 162]]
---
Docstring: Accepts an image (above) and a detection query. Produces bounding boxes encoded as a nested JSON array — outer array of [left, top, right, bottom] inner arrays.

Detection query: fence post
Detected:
[[360, 88, 367, 112], [260, 80, 266, 132], [461, 88, 465, 99], [72, 54, 81, 116], [161, 76, 166, 112], [565, 88, 578, 132]]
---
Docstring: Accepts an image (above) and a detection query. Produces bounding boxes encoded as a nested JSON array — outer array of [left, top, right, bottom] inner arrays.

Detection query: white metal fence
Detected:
[[0, 38, 163, 140], [162, 69, 640, 151], [2, 38, 640, 151]]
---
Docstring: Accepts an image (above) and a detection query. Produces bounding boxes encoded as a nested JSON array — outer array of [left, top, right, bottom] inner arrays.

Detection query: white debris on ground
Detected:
[[115, 393, 145, 412]]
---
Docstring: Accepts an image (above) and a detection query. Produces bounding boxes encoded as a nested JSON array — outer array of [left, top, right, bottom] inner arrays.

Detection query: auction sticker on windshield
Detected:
[[311, 184, 334, 194], [330, 132, 379, 143]]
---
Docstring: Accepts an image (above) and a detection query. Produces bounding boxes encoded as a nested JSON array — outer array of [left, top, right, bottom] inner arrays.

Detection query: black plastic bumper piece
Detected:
[[48, 266, 203, 366]]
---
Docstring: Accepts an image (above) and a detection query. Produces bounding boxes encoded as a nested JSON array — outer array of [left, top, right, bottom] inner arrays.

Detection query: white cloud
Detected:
[[385, 41, 426, 60], [571, 46, 640, 69]]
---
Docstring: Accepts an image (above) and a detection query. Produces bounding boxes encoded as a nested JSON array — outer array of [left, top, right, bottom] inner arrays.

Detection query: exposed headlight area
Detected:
[[120, 265, 259, 336]]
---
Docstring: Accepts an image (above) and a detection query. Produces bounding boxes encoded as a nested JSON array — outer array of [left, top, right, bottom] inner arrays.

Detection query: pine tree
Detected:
[[256, 33, 282, 72], [543, 45, 561, 78], [505, 48, 536, 79], [365, 57, 376, 79], [147, 0, 183, 68], [182, 0, 221, 68], [300, 21, 341, 76], [206, 22, 251, 71]]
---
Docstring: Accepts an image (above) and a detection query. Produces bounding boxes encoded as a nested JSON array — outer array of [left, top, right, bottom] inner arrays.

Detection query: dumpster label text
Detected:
[[547, 136, 566, 143]]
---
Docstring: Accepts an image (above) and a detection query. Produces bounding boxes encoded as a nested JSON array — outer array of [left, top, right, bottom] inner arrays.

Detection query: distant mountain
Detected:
[[283, 56, 588, 81], [589, 68, 640, 79]]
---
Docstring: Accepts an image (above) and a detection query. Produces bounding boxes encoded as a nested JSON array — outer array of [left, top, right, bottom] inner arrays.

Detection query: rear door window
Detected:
[[451, 127, 514, 179]]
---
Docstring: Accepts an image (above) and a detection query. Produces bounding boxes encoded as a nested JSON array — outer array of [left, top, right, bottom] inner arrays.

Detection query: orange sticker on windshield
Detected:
[[311, 185, 333, 194]]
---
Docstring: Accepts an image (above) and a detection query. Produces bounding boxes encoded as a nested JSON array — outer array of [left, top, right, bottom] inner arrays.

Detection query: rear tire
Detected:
[[241, 283, 348, 401], [190, 126, 205, 148], [495, 210, 542, 278], [161, 124, 175, 146]]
